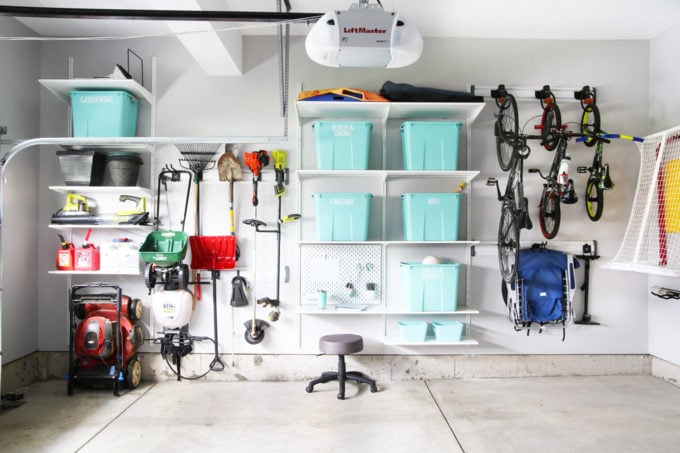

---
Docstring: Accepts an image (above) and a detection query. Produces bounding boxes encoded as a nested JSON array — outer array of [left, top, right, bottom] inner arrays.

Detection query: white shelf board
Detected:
[[49, 224, 152, 231], [40, 78, 153, 106], [297, 169, 479, 182], [295, 101, 486, 123], [49, 185, 153, 197], [49, 270, 142, 276], [387, 102, 486, 122], [299, 305, 383, 315], [382, 336, 479, 346], [298, 240, 384, 246], [384, 240, 480, 246], [384, 309, 479, 315], [296, 101, 389, 119]]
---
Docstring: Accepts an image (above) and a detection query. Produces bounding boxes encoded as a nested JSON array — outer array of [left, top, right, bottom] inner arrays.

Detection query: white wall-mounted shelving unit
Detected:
[[295, 100, 485, 349]]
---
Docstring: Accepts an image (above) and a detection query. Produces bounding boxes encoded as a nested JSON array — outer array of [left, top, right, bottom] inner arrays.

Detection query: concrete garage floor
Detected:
[[1, 375, 679, 452]]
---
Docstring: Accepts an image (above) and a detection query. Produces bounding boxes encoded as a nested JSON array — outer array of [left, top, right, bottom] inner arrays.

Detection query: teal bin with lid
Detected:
[[401, 121, 461, 170], [313, 121, 372, 170], [402, 192, 461, 241], [400, 262, 460, 311], [313, 192, 372, 241], [70, 90, 139, 137]]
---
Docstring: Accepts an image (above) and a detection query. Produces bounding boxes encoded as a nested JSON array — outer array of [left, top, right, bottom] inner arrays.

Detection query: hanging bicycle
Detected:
[[576, 132, 643, 221], [535, 84, 563, 151], [492, 84, 519, 171], [487, 135, 533, 282]]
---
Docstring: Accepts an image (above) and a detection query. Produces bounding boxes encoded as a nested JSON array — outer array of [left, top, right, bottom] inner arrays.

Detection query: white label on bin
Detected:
[[332, 124, 354, 137], [330, 198, 355, 206], [79, 95, 114, 104], [422, 267, 445, 280], [427, 198, 441, 205]]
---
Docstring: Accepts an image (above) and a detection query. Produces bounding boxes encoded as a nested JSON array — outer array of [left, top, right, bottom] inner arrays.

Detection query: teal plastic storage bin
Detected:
[[401, 121, 462, 170], [400, 262, 460, 311], [313, 192, 372, 241], [313, 121, 372, 170], [401, 192, 461, 241], [70, 90, 139, 137], [398, 321, 429, 342], [432, 320, 464, 342]]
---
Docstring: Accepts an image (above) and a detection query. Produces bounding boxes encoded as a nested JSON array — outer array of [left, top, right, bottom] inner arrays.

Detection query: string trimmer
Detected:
[[243, 149, 300, 344], [243, 150, 270, 209]]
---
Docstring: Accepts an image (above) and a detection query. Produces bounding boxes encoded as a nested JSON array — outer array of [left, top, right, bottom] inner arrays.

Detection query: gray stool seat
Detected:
[[319, 333, 363, 355], [306, 333, 377, 400]]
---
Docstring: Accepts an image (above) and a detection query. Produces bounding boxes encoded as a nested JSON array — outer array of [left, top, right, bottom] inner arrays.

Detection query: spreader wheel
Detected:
[[144, 263, 156, 289]]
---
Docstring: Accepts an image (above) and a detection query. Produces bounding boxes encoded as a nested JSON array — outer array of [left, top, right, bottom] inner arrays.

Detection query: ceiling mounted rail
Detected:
[[0, 5, 322, 23]]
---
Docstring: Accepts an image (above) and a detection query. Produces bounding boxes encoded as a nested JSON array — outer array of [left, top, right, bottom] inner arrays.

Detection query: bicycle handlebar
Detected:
[[575, 133, 644, 144]]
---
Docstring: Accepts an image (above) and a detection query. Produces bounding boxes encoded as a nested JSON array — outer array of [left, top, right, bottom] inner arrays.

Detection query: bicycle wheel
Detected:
[[581, 103, 601, 147], [495, 95, 519, 171], [585, 177, 604, 221], [498, 205, 520, 283], [540, 102, 562, 151], [539, 189, 561, 239]]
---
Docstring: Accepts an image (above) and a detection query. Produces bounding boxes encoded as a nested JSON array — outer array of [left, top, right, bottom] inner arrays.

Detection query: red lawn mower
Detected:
[[68, 283, 144, 396]]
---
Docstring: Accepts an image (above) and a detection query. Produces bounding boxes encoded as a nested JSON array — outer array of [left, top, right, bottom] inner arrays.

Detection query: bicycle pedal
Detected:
[[486, 178, 497, 186], [576, 166, 588, 174]]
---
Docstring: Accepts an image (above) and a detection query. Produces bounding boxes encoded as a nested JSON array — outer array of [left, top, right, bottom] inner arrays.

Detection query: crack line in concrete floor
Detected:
[[424, 380, 465, 452], [75, 382, 158, 452]]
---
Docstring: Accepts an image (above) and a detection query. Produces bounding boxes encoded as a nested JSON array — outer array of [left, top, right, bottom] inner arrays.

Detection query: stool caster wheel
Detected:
[[337, 393, 345, 400], [305, 385, 313, 393], [370, 386, 378, 393]]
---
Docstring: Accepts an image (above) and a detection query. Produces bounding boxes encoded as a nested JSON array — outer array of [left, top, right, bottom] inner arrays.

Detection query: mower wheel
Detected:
[[244, 327, 265, 345], [126, 356, 142, 389], [73, 303, 85, 320], [67, 359, 80, 395], [128, 298, 143, 322]]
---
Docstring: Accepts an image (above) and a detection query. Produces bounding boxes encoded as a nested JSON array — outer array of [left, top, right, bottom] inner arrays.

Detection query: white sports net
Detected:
[[608, 125, 680, 275]]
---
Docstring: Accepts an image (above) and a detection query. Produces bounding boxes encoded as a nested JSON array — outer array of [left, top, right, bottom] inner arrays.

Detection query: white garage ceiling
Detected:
[[4, 0, 680, 40], [3, 0, 679, 75]]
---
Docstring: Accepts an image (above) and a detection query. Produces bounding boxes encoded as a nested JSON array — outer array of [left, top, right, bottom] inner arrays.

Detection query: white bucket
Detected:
[[152, 288, 193, 329]]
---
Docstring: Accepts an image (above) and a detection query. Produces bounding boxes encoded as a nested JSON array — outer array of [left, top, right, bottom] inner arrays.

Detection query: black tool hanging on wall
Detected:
[[575, 241, 600, 325]]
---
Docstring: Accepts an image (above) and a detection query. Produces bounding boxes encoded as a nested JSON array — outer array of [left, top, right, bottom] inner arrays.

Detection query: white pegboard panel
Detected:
[[300, 244, 381, 305]]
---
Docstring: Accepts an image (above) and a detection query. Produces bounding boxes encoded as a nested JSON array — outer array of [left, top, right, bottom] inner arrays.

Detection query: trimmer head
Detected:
[[243, 319, 269, 345]]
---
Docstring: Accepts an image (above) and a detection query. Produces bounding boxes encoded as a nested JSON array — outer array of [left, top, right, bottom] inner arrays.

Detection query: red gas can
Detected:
[[56, 234, 75, 271], [74, 244, 100, 271]]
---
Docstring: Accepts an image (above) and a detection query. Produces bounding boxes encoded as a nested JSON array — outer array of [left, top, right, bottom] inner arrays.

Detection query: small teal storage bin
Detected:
[[401, 121, 462, 170], [400, 262, 460, 311], [70, 90, 139, 137], [432, 320, 464, 342], [313, 192, 372, 241], [402, 192, 461, 241], [398, 321, 429, 342], [313, 121, 372, 170]]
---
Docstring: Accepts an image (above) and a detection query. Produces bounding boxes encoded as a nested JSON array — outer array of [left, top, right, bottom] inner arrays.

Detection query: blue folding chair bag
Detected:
[[519, 249, 568, 323]]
